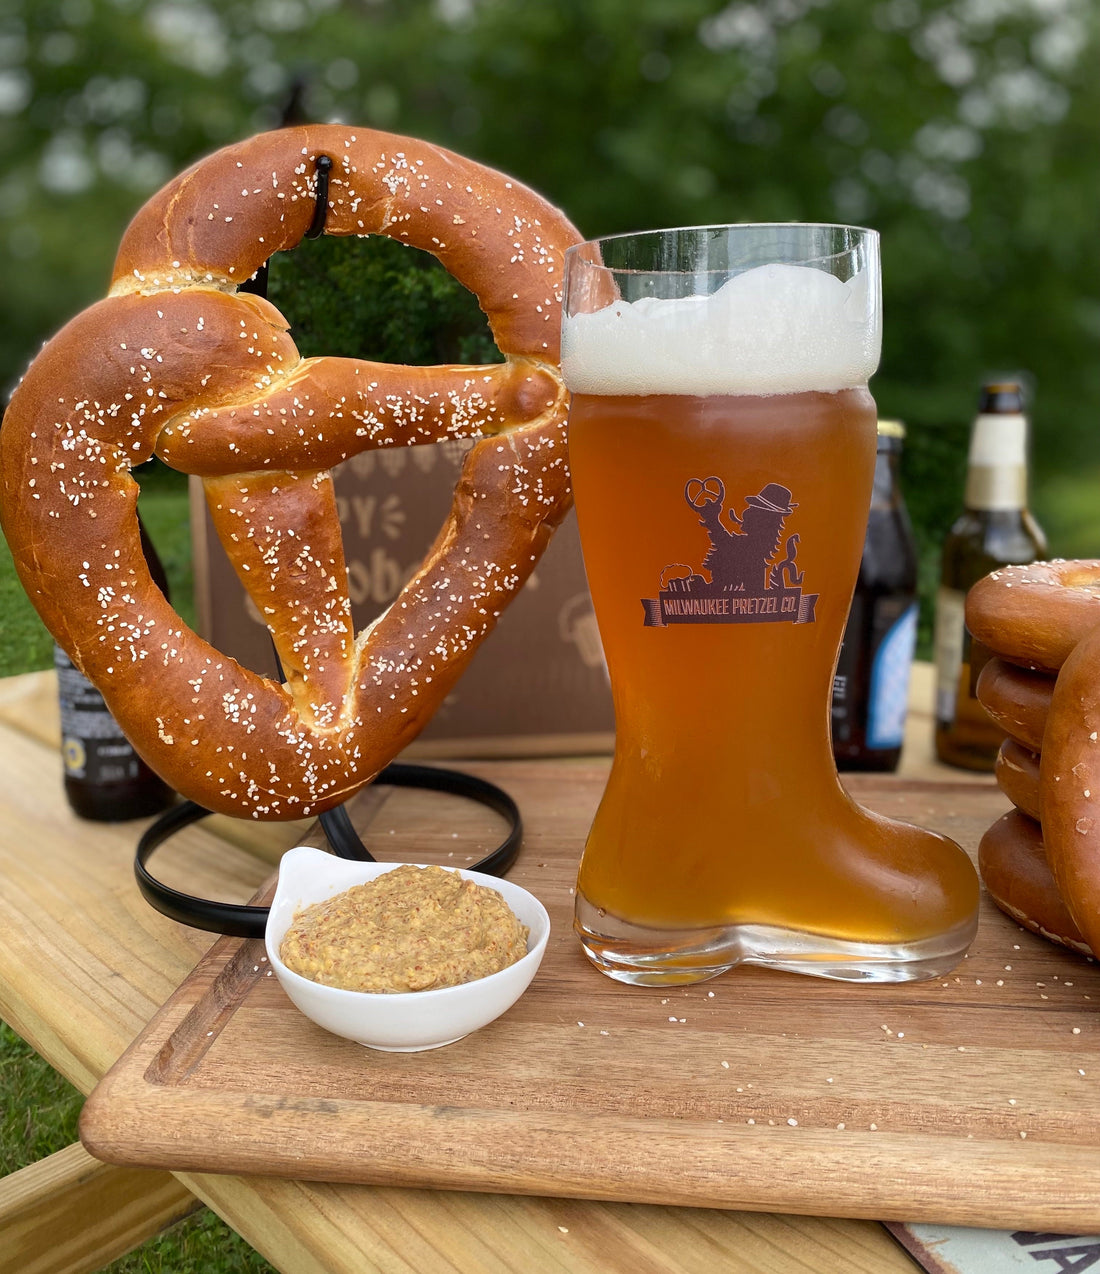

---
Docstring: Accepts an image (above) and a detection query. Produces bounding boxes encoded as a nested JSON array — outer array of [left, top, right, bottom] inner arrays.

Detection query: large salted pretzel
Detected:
[[0, 126, 583, 819]]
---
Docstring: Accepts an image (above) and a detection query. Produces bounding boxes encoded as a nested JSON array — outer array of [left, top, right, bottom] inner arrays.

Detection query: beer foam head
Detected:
[[561, 263, 880, 396]]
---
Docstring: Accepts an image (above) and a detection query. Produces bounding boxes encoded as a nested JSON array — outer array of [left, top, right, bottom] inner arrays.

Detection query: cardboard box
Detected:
[[190, 439, 614, 757]]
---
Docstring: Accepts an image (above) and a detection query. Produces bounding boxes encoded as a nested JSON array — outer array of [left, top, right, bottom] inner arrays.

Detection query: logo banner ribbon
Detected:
[[642, 587, 818, 628]]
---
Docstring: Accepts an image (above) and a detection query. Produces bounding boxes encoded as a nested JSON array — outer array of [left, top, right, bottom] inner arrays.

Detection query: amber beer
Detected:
[[562, 225, 978, 985]]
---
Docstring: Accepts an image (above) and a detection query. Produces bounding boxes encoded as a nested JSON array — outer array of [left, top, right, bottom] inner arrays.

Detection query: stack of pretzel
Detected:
[[967, 561, 1100, 957]]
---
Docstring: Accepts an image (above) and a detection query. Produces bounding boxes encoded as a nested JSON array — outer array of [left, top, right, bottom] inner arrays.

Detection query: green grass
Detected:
[[0, 1020, 83, 1173]]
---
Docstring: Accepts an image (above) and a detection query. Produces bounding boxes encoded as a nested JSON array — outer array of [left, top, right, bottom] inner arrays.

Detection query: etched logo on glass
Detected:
[[642, 479, 819, 628]]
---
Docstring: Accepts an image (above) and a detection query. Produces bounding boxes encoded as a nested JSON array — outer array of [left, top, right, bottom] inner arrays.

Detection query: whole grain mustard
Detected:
[[280, 864, 529, 993]]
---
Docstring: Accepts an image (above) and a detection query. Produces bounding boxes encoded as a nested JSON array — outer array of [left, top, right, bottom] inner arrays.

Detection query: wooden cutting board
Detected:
[[79, 762, 1100, 1232]]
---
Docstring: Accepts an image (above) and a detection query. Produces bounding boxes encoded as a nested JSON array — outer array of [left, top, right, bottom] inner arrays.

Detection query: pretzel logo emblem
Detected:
[[685, 477, 723, 509], [0, 127, 583, 819]]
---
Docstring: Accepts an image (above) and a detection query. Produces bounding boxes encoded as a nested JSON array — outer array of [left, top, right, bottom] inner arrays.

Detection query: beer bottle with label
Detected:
[[56, 518, 175, 820], [933, 381, 1047, 770], [832, 420, 920, 772]]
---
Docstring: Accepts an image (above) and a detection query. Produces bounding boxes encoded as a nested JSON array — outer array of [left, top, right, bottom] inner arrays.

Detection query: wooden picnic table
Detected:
[[0, 664, 980, 1273]]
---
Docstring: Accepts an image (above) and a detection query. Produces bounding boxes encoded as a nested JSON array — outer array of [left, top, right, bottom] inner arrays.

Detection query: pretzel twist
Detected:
[[0, 126, 583, 819]]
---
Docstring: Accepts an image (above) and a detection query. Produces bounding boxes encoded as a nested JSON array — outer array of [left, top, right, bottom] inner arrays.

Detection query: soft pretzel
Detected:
[[969, 561, 1100, 955], [974, 658, 1053, 753], [966, 560, 1100, 673], [1041, 621, 1100, 955], [978, 809, 1090, 957], [994, 738, 1041, 822], [0, 126, 583, 819]]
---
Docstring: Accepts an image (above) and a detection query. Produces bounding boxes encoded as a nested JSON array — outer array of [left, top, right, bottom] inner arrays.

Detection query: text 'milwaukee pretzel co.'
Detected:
[[641, 477, 819, 628]]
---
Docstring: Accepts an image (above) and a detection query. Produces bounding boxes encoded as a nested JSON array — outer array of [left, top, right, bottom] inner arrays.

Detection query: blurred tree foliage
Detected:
[[2, 0, 1098, 652], [267, 234, 500, 366]]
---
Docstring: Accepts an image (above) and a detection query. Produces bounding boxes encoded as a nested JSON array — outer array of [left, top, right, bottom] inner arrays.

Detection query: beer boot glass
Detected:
[[561, 224, 979, 986]]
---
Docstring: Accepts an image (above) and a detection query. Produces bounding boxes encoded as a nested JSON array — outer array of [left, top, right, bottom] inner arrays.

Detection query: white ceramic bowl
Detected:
[[265, 846, 550, 1052]]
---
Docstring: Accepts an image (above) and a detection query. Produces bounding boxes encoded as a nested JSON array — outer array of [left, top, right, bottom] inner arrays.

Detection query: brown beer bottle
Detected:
[[832, 420, 920, 772], [933, 381, 1047, 771], [56, 518, 175, 820]]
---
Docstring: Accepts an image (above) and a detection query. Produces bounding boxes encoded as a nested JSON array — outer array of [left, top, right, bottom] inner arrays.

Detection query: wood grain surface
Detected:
[[76, 759, 1100, 1233], [1, 669, 923, 1274], [0, 1143, 198, 1274]]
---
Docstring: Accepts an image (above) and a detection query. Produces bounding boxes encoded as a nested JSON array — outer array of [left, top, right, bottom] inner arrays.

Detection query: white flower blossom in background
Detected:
[[0, 67, 32, 115], [38, 130, 95, 194]]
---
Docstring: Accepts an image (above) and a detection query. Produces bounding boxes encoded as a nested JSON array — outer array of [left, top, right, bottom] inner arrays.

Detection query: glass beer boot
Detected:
[[562, 224, 980, 986]]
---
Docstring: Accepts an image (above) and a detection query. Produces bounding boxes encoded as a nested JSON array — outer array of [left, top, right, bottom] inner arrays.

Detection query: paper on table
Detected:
[[885, 1223, 1100, 1273]]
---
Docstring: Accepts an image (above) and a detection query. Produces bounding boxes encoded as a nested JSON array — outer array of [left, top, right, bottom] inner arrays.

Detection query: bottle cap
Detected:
[[877, 419, 906, 439], [979, 381, 1024, 413]]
